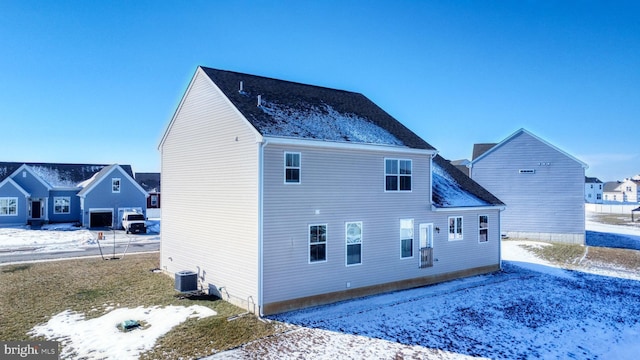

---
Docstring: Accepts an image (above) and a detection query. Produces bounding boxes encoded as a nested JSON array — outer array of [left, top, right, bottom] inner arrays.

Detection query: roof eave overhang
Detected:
[[431, 205, 506, 212], [262, 135, 437, 155]]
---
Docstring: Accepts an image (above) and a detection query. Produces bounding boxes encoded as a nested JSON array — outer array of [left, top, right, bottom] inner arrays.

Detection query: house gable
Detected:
[[9, 164, 53, 197], [471, 129, 587, 168], [77, 165, 148, 199]]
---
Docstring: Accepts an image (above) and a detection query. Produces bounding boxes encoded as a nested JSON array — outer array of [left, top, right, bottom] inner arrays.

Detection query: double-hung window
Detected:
[[346, 222, 362, 266], [448, 216, 463, 240], [54, 197, 71, 214], [385, 159, 412, 191], [479, 215, 488, 242], [400, 219, 414, 258], [285, 152, 301, 184], [0, 197, 17, 216], [112, 178, 121, 193], [309, 224, 327, 263]]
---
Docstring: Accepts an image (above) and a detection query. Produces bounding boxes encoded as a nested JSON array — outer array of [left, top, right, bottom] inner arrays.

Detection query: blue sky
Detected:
[[1, 1, 638, 181]]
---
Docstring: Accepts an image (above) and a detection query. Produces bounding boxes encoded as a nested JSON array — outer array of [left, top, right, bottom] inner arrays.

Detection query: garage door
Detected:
[[90, 211, 113, 228]]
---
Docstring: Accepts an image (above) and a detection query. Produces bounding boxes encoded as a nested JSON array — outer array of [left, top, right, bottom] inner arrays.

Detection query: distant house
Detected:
[[585, 177, 603, 204], [135, 172, 161, 209], [0, 162, 147, 228], [159, 67, 504, 315], [603, 179, 640, 203], [469, 129, 588, 244]]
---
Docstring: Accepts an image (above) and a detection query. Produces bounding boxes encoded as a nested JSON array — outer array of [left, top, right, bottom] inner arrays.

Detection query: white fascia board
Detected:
[[11, 164, 53, 191], [431, 205, 506, 212], [0, 177, 31, 198], [262, 136, 438, 155]]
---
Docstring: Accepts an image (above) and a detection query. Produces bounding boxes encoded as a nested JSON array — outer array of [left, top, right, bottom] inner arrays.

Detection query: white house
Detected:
[[585, 177, 603, 204], [159, 67, 505, 315], [603, 178, 640, 203], [469, 129, 587, 244]]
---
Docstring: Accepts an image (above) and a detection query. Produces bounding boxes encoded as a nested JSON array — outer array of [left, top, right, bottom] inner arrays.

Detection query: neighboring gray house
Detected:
[[0, 162, 144, 228], [159, 66, 504, 315], [77, 164, 149, 228], [585, 177, 603, 204], [469, 128, 588, 244]]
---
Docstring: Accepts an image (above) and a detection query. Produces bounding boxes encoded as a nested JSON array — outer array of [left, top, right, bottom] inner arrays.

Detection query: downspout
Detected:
[[258, 138, 267, 317]]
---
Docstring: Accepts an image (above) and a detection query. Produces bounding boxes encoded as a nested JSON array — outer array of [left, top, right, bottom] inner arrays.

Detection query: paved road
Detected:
[[0, 230, 160, 264]]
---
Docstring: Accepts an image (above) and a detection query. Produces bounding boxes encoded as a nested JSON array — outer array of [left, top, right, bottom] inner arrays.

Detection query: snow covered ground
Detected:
[[2, 213, 638, 359], [0, 220, 160, 255]]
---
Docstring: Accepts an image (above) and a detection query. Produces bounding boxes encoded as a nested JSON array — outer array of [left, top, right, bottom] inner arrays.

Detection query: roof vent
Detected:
[[239, 81, 243, 93], [257, 95, 262, 107]]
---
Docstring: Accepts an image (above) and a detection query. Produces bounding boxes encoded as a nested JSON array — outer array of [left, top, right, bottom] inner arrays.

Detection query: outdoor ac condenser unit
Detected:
[[174, 270, 197, 292]]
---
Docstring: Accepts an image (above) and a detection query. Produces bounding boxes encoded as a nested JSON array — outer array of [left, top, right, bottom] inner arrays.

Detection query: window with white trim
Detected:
[[385, 159, 412, 191], [448, 216, 463, 240], [285, 152, 301, 183], [0, 197, 17, 216], [346, 222, 362, 266], [309, 224, 327, 263], [112, 178, 121, 193], [54, 197, 71, 214], [400, 218, 414, 258], [479, 215, 488, 243]]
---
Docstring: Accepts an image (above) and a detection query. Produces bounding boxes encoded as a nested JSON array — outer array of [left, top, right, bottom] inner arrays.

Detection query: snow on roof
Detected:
[[259, 101, 404, 146], [29, 166, 79, 188], [432, 161, 489, 207]]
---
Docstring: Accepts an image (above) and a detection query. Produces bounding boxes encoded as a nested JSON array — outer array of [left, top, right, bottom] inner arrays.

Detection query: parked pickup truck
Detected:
[[121, 212, 147, 234]]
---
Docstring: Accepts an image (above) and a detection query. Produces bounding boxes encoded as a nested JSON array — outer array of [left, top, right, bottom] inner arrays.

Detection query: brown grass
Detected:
[[0, 253, 282, 359], [518, 242, 640, 272]]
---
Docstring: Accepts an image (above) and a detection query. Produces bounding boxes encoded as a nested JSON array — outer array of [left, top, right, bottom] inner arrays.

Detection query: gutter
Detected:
[[257, 137, 267, 317]]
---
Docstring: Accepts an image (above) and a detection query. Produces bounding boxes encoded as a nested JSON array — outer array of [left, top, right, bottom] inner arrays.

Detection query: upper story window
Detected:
[[385, 159, 412, 191], [112, 178, 121, 193], [54, 197, 70, 214], [0, 197, 17, 216], [448, 216, 463, 241], [285, 152, 301, 184], [150, 195, 158, 207]]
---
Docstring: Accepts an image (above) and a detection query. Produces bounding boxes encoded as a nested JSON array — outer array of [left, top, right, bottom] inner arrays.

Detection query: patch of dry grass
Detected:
[[0, 254, 282, 359], [519, 241, 640, 272]]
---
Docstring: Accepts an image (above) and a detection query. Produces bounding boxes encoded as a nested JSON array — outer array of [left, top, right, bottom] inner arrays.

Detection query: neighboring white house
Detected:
[[159, 66, 505, 315], [585, 177, 603, 204], [603, 178, 640, 203], [469, 128, 587, 244]]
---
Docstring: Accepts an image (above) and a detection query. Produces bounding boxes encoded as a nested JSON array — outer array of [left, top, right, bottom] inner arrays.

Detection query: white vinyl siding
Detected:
[[0, 197, 18, 216], [160, 69, 260, 311]]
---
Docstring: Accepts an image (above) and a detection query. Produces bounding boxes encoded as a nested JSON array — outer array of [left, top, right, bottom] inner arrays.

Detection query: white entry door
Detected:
[[419, 223, 434, 268]]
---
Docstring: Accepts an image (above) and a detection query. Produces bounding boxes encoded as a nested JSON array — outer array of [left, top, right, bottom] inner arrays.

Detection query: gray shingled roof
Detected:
[[432, 155, 504, 208], [0, 162, 133, 187], [135, 172, 160, 192], [201, 67, 435, 150], [472, 143, 496, 160]]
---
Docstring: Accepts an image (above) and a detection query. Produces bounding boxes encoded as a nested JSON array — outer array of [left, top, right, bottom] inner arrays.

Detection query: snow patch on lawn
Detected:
[[30, 305, 216, 360]]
